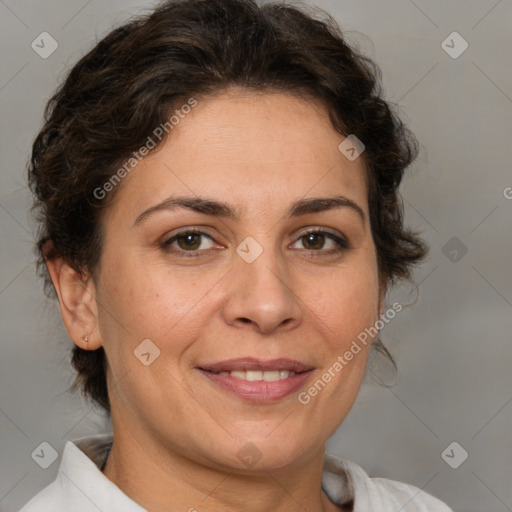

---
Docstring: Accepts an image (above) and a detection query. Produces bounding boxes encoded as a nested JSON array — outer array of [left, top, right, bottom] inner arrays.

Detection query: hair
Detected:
[[29, 0, 427, 412]]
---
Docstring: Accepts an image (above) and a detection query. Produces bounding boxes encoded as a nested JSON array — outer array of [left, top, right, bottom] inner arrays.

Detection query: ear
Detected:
[[45, 256, 102, 350]]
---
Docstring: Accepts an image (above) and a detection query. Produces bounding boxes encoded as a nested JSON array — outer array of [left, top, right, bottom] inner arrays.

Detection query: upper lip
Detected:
[[198, 357, 313, 373]]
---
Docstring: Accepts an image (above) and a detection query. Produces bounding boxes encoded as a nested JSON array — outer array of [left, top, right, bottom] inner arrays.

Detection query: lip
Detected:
[[199, 357, 313, 373], [197, 358, 314, 403]]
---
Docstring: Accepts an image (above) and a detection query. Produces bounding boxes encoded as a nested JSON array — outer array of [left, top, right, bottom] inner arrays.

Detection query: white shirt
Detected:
[[19, 433, 453, 511]]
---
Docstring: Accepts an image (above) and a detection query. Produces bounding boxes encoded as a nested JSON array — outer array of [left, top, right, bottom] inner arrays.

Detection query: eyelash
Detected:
[[160, 228, 349, 258]]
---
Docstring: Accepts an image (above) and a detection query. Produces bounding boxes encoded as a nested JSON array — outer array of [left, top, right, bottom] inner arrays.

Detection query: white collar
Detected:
[[21, 433, 452, 512]]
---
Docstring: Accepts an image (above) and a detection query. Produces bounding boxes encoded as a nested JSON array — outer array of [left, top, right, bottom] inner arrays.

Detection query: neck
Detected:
[[102, 427, 344, 512]]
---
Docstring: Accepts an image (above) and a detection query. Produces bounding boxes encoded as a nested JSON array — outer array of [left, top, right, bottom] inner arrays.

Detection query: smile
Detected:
[[217, 369, 295, 381], [197, 358, 314, 402]]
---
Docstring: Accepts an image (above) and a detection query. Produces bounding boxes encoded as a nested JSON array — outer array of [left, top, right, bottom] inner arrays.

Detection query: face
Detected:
[[90, 89, 384, 471]]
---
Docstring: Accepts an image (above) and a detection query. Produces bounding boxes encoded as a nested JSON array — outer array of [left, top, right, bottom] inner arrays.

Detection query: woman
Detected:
[[21, 0, 453, 510]]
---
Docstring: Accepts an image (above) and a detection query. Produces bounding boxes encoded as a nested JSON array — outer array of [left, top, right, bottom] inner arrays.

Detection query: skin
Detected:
[[47, 88, 386, 512]]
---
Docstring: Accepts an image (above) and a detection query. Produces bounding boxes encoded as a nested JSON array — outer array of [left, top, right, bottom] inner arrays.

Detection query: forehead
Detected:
[[104, 89, 369, 223]]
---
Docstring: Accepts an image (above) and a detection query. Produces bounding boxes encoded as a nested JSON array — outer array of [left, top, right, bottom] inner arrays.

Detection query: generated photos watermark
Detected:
[[298, 302, 403, 405], [93, 97, 198, 200]]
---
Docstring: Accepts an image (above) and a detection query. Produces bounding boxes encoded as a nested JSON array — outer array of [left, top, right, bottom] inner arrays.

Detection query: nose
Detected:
[[222, 248, 303, 335]]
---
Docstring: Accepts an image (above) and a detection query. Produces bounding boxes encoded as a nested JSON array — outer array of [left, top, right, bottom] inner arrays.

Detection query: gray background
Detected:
[[1, 0, 511, 510]]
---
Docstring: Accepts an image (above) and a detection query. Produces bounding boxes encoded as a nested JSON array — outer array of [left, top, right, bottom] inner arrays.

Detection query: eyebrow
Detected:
[[133, 194, 365, 226]]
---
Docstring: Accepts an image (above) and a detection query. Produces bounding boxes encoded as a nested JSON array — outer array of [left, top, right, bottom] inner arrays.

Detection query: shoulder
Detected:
[[369, 476, 454, 512], [18, 434, 143, 512], [323, 453, 454, 512], [18, 479, 59, 512], [18, 440, 99, 512]]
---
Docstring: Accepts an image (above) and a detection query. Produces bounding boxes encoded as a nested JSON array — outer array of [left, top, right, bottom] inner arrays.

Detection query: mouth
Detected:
[[197, 358, 314, 402]]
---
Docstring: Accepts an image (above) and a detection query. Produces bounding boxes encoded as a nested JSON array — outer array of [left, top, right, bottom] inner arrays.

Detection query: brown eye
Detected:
[[302, 232, 326, 250], [176, 233, 202, 250], [161, 230, 217, 256], [290, 229, 349, 254]]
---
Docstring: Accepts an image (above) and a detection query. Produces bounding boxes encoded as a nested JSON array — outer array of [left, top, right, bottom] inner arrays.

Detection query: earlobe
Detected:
[[45, 256, 102, 350]]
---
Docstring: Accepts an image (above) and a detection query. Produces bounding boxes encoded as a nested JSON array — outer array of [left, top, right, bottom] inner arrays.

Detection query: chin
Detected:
[[212, 431, 321, 473]]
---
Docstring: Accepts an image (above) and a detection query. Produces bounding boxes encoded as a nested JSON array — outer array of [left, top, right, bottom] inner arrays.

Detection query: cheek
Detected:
[[310, 261, 381, 351], [95, 253, 219, 356]]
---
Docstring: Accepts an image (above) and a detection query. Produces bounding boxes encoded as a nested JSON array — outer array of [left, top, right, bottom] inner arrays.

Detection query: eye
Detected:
[[290, 229, 349, 254], [161, 229, 218, 256], [160, 227, 349, 258]]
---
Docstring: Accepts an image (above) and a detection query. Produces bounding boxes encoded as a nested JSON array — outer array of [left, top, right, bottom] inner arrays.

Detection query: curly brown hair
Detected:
[[29, 0, 427, 412]]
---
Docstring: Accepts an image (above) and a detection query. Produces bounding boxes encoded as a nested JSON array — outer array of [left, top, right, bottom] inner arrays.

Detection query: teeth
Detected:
[[263, 371, 280, 382], [245, 370, 263, 381], [218, 370, 296, 381]]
